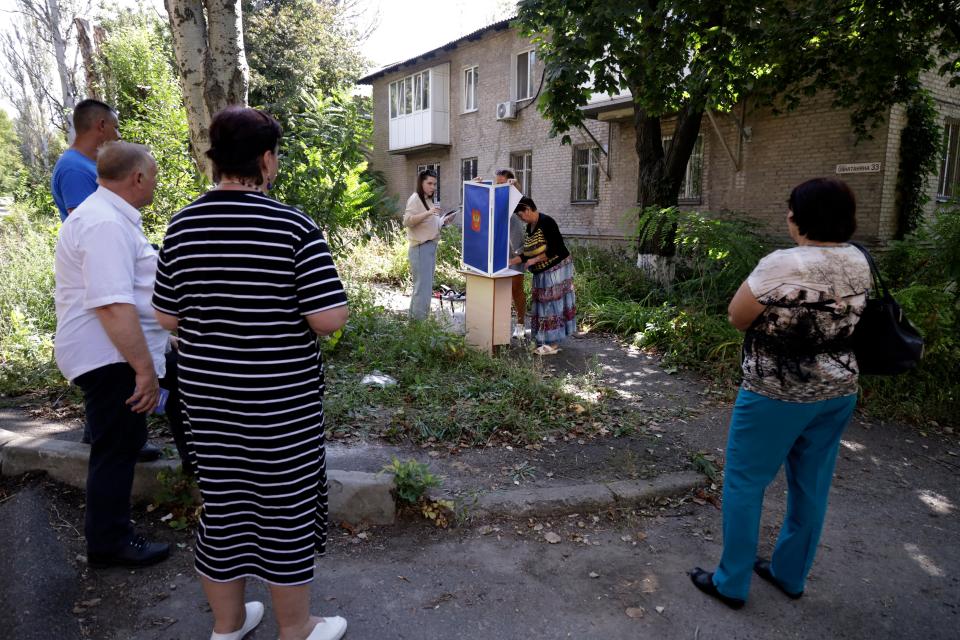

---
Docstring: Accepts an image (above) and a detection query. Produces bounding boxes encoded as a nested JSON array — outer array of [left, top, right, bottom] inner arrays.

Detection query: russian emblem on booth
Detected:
[[471, 208, 482, 232]]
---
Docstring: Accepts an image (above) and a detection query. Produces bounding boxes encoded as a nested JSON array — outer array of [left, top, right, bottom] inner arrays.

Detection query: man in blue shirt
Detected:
[[51, 99, 121, 222], [50, 101, 161, 462]]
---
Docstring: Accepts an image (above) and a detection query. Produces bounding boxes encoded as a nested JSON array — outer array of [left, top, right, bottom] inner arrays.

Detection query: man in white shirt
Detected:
[[54, 141, 170, 567]]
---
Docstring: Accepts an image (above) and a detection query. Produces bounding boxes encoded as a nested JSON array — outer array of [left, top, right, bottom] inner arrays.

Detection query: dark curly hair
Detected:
[[206, 106, 282, 185], [788, 178, 857, 242]]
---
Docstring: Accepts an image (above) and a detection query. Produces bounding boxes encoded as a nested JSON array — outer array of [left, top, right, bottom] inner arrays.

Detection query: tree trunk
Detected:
[[45, 0, 75, 139], [75, 18, 101, 99], [631, 91, 705, 283], [165, 0, 249, 177], [204, 0, 249, 110], [165, 0, 214, 176]]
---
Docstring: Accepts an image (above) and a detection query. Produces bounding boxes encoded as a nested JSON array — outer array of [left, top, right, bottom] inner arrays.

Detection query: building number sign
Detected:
[[835, 162, 881, 174]]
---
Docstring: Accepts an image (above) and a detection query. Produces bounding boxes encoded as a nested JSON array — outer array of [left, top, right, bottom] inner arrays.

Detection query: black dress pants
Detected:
[[74, 362, 146, 555]]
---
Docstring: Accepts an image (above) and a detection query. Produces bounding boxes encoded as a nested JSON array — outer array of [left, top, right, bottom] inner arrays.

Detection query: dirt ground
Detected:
[[1, 330, 958, 639]]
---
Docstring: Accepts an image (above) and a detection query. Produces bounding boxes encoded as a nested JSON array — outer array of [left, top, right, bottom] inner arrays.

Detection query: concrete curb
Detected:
[[0, 428, 396, 525], [471, 471, 706, 518]]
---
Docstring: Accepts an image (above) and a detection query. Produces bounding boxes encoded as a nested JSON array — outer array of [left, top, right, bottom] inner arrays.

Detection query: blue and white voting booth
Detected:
[[461, 181, 523, 275], [459, 181, 523, 352]]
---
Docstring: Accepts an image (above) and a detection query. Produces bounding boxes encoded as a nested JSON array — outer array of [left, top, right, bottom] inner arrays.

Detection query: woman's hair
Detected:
[[514, 195, 538, 213], [788, 178, 857, 242], [415, 169, 437, 209], [495, 168, 516, 180], [206, 106, 282, 184]]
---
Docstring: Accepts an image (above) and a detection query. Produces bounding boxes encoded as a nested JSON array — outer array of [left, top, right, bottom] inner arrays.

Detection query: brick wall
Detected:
[[368, 29, 960, 246]]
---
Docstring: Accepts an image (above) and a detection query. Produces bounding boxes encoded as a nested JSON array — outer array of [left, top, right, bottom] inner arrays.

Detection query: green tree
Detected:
[[244, 0, 368, 119], [516, 1, 960, 251], [0, 111, 26, 196], [273, 91, 396, 247], [97, 9, 205, 236]]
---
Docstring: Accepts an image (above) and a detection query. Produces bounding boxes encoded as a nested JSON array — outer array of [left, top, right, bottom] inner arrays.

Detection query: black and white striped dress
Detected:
[[152, 190, 347, 585]]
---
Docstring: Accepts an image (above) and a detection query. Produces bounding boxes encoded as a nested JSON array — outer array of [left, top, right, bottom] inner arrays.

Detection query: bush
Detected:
[[338, 225, 466, 291], [577, 207, 767, 382], [860, 205, 960, 426], [0, 208, 64, 393]]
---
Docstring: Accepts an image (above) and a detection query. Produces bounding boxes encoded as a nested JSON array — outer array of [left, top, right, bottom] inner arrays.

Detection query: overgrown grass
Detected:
[[337, 224, 466, 291], [0, 207, 65, 394], [574, 207, 767, 383], [321, 287, 599, 444]]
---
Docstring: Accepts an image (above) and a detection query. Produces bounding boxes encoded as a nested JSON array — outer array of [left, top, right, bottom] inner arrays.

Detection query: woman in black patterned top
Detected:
[[508, 196, 576, 355], [689, 178, 870, 611], [153, 107, 349, 640]]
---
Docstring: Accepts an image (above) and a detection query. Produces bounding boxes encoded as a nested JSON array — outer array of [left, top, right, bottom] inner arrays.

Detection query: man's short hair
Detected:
[[97, 141, 154, 181], [495, 168, 516, 180], [73, 99, 117, 134]]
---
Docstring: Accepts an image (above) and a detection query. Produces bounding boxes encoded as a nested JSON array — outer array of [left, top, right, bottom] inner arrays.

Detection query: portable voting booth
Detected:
[[460, 182, 523, 353]]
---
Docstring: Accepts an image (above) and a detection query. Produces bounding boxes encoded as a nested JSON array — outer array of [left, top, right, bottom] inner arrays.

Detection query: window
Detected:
[[642, 135, 704, 203], [389, 71, 430, 119], [463, 66, 479, 112], [460, 158, 478, 200], [572, 146, 600, 202], [510, 151, 533, 197], [939, 119, 960, 200], [516, 50, 536, 100], [417, 163, 441, 203]]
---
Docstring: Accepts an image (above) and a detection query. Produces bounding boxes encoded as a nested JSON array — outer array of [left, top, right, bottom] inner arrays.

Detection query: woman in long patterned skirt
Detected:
[[153, 106, 350, 640], [509, 196, 576, 355]]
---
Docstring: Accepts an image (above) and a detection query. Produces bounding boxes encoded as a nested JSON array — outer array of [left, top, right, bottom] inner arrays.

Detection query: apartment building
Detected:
[[358, 18, 960, 245]]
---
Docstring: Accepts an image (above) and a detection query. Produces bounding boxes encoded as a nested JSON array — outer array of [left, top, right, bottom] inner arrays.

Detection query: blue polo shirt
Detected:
[[51, 149, 98, 222]]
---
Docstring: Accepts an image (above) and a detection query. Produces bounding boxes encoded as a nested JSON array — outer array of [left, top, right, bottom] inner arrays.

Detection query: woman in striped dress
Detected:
[[152, 107, 349, 640]]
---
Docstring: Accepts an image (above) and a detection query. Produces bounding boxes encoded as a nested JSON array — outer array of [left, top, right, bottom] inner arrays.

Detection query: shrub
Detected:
[[0, 208, 64, 393]]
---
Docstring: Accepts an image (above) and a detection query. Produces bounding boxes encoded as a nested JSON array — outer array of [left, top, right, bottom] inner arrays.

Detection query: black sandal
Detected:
[[688, 567, 745, 610], [754, 558, 803, 600]]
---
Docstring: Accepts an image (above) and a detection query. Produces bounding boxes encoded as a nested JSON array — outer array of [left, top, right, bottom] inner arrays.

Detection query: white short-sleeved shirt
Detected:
[[54, 186, 169, 382], [742, 244, 871, 402]]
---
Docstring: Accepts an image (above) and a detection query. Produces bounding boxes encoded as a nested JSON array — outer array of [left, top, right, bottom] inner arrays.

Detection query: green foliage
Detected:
[[895, 91, 941, 238], [0, 208, 64, 393], [576, 208, 766, 382], [322, 289, 590, 444], [274, 92, 397, 246], [151, 467, 200, 530], [338, 223, 465, 290], [861, 205, 960, 426], [0, 111, 25, 196], [381, 457, 441, 505], [244, 0, 368, 118], [97, 9, 204, 237]]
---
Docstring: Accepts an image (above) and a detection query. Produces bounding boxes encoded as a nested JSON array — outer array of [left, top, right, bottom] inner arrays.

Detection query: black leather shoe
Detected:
[[87, 535, 170, 568], [689, 567, 745, 609], [754, 558, 803, 599], [137, 442, 163, 463]]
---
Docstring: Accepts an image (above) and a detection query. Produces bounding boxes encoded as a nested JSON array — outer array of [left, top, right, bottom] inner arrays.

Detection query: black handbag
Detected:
[[850, 242, 924, 376]]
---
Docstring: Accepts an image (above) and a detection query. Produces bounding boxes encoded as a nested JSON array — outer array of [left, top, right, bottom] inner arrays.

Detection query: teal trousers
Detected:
[[713, 388, 857, 601]]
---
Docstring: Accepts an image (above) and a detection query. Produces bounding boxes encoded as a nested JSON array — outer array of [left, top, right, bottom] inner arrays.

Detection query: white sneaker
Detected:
[[306, 616, 348, 640], [210, 601, 264, 640]]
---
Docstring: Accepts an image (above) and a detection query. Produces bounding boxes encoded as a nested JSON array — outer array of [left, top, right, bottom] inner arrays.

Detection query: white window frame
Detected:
[[417, 163, 441, 204], [509, 151, 533, 197], [460, 157, 478, 201], [389, 70, 430, 120], [463, 65, 479, 113], [515, 49, 537, 101], [572, 145, 600, 203], [938, 119, 960, 200], [638, 135, 704, 203]]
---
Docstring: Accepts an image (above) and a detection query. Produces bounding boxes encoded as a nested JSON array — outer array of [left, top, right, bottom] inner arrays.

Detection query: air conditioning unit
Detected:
[[496, 101, 516, 120]]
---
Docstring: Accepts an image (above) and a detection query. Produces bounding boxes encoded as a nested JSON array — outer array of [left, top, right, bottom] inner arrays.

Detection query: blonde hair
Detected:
[[96, 141, 154, 181]]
